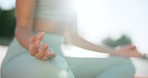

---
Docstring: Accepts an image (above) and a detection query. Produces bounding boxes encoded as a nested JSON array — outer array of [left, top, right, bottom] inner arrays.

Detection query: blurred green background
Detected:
[[0, 8, 15, 45], [1, 0, 148, 51], [0, 1, 148, 77], [0, 7, 132, 47]]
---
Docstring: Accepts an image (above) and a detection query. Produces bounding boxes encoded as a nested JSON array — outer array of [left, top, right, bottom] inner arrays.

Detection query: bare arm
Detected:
[[15, 0, 56, 60], [64, 30, 115, 54], [65, 30, 144, 58], [64, 13, 143, 58], [15, 0, 36, 49]]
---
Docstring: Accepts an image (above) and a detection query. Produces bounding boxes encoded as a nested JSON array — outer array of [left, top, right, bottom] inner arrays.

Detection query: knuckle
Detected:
[[29, 50, 36, 56], [35, 41, 41, 47], [35, 56, 40, 59], [34, 41, 39, 45], [46, 53, 50, 57], [38, 50, 45, 57], [42, 56, 48, 61], [43, 45, 49, 50], [34, 45, 39, 49], [35, 54, 41, 59], [29, 36, 36, 43], [32, 47, 38, 52], [29, 48, 38, 56], [30, 53, 35, 56]]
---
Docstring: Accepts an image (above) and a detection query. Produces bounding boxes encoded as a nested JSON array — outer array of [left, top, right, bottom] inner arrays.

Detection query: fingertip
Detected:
[[39, 32, 44, 36], [38, 32, 44, 40], [41, 32, 45, 35]]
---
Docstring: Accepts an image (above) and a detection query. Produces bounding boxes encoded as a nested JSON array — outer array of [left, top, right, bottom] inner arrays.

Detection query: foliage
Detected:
[[0, 8, 16, 38], [102, 34, 132, 48]]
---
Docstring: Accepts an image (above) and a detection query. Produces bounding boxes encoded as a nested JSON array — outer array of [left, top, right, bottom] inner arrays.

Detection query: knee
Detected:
[[113, 56, 136, 74], [124, 59, 135, 75], [96, 57, 136, 78]]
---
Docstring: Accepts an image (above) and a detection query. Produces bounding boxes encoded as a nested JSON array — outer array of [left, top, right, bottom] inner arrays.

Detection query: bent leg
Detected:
[[2, 54, 74, 78], [65, 56, 135, 78], [96, 58, 135, 78]]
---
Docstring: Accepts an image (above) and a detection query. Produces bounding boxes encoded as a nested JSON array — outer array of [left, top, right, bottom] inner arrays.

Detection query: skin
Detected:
[[15, 0, 143, 61]]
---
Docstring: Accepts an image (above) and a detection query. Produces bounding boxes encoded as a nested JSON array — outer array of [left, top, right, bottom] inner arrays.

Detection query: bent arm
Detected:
[[15, 0, 36, 49]]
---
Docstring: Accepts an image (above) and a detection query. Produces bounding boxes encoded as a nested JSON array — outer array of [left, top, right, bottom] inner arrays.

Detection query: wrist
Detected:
[[110, 49, 125, 57], [108, 49, 119, 56]]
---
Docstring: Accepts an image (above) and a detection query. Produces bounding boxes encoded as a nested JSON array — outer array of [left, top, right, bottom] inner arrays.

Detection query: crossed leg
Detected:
[[65, 56, 135, 78]]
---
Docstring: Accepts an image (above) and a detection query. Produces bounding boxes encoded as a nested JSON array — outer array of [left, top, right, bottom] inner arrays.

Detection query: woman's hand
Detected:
[[29, 32, 56, 61], [114, 45, 143, 58]]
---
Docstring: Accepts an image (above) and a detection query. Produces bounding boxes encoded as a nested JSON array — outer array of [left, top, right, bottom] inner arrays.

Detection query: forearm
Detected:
[[69, 35, 116, 55], [15, 26, 33, 49]]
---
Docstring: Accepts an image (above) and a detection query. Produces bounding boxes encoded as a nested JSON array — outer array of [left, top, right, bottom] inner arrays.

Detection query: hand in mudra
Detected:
[[29, 32, 56, 61], [115, 45, 143, 58]]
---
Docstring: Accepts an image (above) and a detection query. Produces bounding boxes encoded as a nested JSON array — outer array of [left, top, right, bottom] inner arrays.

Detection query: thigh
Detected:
[[2, 54, 74, 78], [65, 56, 134, 78]]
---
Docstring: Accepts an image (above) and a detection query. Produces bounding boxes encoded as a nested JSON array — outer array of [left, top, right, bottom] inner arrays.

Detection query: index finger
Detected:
[[29, 35, 37, 44], [37, 32, 44, 40]]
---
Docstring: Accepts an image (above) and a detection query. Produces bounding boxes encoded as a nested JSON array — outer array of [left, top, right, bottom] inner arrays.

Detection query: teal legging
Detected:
[[65, 56, 135, 78], [1, 34, 74, 78], [1, 33, 135, 78]]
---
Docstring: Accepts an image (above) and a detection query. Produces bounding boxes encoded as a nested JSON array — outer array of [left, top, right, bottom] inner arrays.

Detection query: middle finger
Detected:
[[35, 44, 49, 59]]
